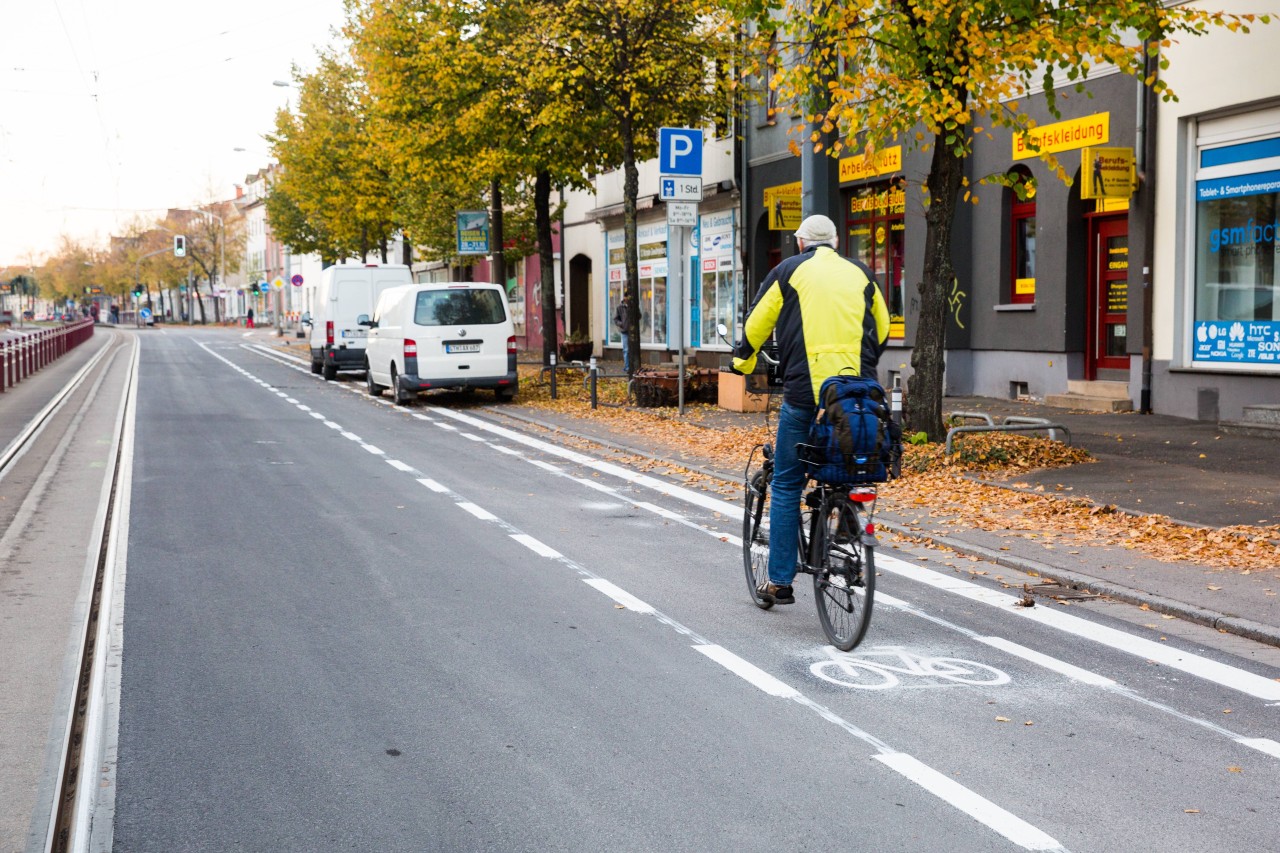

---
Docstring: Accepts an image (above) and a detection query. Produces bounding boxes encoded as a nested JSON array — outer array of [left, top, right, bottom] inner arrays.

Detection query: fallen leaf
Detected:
[[1227, 766, 1242, 773], [1207, 585, 1222, 591], [614, 604, 626, 610], [1161, 614, 1175, 620], [995, 716, 1010, 722], [1223, 709, 1232, 714], [1024, 721, 1034, 726], [1184, 809, 1200, 814]]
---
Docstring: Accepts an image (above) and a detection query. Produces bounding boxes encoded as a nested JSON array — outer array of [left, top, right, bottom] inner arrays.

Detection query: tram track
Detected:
[[0, 330, 138, 853]]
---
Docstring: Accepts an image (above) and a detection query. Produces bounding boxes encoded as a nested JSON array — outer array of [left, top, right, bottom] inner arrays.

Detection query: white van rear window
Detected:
[[415, 289, 507, 326]]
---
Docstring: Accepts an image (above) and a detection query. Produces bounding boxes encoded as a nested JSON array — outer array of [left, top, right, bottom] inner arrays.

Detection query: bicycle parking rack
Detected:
[[944, 414, 1070, 454]]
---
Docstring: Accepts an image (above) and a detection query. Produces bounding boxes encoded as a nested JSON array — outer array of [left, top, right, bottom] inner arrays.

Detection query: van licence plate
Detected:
[[446, 342, 481, 354], [342, 329, 367, 338]]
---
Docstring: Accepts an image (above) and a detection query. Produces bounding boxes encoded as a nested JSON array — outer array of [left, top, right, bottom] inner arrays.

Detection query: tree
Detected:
[[532, 0, 735, 375], [268, 50, 398, 264], [732, 0, 1268, 440], [179, 199, 245, 324]]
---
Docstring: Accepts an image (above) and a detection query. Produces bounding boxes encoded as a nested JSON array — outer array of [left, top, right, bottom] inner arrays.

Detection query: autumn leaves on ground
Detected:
[[501, 366, 1279, 573]]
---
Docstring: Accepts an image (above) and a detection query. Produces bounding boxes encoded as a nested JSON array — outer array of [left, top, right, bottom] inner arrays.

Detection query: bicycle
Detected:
[[742, 440, 878, 651], [726, 325, 878, 652]]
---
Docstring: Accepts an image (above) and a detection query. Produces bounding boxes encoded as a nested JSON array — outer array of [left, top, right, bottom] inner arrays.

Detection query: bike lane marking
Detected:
[[876, 554, 1280, 702], [211, 348, 1069, 851]]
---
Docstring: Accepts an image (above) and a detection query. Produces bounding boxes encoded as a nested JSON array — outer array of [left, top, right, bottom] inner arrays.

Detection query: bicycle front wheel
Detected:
[[742, 470, 772, 609], [813, 498, 875, 651]]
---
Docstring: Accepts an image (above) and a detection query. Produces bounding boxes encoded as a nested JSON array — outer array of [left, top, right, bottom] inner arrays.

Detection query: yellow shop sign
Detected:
[[1013, 113, 1109, 160], [763, 181, 802, 230], [839, 146, 902, 183], [1081, 146, 1136, 199]]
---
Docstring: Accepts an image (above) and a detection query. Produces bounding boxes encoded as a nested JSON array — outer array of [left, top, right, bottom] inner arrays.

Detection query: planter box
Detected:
[[718, 369, 768, 412], [558, 341, 593, 362]]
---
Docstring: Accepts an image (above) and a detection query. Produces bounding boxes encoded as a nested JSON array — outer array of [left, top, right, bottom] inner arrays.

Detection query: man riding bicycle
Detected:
[[732, 214, 890, 605]]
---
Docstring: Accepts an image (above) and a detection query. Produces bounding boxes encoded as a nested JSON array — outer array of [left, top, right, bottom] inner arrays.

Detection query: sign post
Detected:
[[658, 127, 704, 416]]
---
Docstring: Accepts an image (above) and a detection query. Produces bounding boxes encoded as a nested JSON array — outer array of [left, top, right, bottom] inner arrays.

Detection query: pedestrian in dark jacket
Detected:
[[613, 297, 632, 373]]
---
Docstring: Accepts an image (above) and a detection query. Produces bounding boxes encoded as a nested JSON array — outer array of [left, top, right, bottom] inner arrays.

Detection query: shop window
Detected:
[[846, 179, 906, 338], [764, 32, 779, 125], [1192, 127, 1280, 366], [699, 212, 739, 346], [606, 225, 669, 347], [1007, 167, 1037, 305]]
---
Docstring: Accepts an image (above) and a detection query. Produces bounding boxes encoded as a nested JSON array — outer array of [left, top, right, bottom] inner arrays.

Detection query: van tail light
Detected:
[[325, 321, 334, 346], [404, 339, 418, 357], [507, 335, 517, 354]]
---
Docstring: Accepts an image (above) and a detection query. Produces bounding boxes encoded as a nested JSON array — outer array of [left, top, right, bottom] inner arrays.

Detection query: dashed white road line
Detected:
[[340, 431, 361, 442], [361, 444, 385, 455], [694, 645, 799, 698], [457, 501, 498, 521], [417, 478, 449, 493], [584, 578, 655, 614], [386, 459, 415, 472], [510, 533, 561, 558]]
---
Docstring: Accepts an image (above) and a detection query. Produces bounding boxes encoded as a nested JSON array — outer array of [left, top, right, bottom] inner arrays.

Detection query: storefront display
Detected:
[[1192, 133, 1280, 366], [846, 182, 906, 339], [606, 223, 668, 346], [698, 210, 738, 347]]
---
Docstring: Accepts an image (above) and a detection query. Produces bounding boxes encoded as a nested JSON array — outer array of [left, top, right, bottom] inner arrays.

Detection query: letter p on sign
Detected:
[[659, 127, 703, 177]]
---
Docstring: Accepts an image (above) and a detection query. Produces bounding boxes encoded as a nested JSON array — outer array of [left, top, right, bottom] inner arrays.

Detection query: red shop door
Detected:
[[1087, 215, 1130, 377]]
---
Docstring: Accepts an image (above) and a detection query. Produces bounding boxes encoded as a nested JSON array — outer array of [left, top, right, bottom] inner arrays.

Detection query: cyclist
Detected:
[[732, 214, 890, 604]]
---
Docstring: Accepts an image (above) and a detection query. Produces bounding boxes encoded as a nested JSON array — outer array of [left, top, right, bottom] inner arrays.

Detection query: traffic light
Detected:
[[174, 235, 186, 257], [250, 282, 259, 293], [132, 284, 143, 297]]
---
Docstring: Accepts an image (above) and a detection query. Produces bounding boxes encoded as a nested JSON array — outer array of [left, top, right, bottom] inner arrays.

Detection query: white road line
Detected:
[[323, 421, 342, 430], [417, 478, 448, 493], [693, 645, 800, 698], [361, 444, 385, 455], [492, 444, 523, 456], [435, 422, 457, 431], [1237, 738, 1280, 759], [412, 413, 434, 422], [309, 412, 325, 420], [286, 398, 299, 404], [457, 502, 498, 521], [877, 554, 1280, 702], [875, 753, 1064, 851], [341, 431, 361, 442], [296, 404, 311, 411], [510, 533, 561, 558], [583, 578, 655, 614], [461, 433, 485, 442], [529, 460, 561, 473], [976, 636, 1115, 687], [386, 460, 415, 472], [275, 391, 288, 398]]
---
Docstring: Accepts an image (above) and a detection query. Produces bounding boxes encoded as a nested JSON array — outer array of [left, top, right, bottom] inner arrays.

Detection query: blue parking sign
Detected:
[[658, 127, 703, 176]]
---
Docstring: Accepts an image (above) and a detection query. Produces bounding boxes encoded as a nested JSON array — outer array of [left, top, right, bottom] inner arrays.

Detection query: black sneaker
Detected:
[[759, 583, 795, 605]]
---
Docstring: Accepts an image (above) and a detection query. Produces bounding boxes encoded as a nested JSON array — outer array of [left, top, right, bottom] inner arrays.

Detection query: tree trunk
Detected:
[[621, 120, 640, 377], [535, 170, 557, 366], [196, 279, 207, 324], [490, 178, 506, 288], [380, 237, 388, 263], [906, 141, 966, 442], [401, 237, 411, 266]]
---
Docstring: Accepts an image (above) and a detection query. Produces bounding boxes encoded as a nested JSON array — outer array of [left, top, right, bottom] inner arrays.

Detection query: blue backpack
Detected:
[[806, 373, 891, 485]]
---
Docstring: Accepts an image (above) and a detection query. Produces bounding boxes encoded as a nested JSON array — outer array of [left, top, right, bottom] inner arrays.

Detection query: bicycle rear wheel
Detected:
[[813, 498, 875, 650], [742, 470, 773, 609]]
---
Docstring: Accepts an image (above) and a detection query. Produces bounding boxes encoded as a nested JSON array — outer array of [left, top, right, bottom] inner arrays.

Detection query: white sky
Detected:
[[0, 0, 347, 267]]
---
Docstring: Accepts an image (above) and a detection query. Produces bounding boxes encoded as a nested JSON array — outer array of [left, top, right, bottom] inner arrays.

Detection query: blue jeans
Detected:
[[620, 333, 631, 373], [768, 401, 816, 586]]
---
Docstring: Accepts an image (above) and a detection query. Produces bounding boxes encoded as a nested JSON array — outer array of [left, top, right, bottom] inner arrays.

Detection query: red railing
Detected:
[[0, 319, 95, 393]]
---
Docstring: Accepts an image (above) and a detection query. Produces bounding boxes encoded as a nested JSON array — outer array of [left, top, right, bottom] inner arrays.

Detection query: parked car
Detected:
[[361, 282, 518, 404], [304, 263, 413, 381]]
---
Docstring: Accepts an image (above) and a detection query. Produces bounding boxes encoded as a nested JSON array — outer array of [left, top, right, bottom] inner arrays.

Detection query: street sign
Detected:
[[291, 274, 304, 287], [272, 277, 285, 290], [666, 201, 697, 227], [139, 307, 152, 320], [660, 176, 702, 202], [658, 127, 703, 176], [456, 210, 490, 255]]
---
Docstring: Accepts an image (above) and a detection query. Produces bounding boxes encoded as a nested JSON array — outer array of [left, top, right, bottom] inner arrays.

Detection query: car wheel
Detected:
[[495, 388, 515, 402], [322, 362, 337, 381], [310, 359, 322, 375], [390, 365, 411, 405], [365, 360, 384, 397]]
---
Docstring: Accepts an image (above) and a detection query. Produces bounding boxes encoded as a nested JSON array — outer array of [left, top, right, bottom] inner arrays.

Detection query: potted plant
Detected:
[[559, 330, 593, 362]]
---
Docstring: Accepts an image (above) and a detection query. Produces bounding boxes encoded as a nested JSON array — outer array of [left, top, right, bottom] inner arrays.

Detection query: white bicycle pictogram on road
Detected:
[[810, 645, 1011, 690]]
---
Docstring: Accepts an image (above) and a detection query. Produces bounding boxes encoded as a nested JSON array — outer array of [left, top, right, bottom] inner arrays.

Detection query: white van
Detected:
[[304, 263, 413, 380], [361, 282, 518, 404]]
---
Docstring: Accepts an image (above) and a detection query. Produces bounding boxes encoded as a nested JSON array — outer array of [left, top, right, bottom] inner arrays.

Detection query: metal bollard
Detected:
[[550, 352, 557, 400], [890, 374, 903, 425], [589, 355, 598, 410]]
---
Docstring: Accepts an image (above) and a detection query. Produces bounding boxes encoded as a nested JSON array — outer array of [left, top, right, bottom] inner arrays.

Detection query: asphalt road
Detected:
[[107, 329, 1280, 852]]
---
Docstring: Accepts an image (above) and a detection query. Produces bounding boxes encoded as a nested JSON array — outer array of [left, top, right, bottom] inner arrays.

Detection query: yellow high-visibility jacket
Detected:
[[732, 245, 890, 408]]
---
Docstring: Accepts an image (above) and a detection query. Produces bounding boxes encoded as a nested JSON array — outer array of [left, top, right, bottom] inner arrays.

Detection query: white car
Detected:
[[361, 282, 518, 404], [305, 263, 413, 380]]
